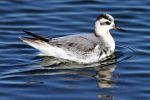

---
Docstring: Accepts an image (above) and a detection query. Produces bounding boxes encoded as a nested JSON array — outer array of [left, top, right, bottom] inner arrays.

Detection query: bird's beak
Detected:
[[113, 25, 126, 32]]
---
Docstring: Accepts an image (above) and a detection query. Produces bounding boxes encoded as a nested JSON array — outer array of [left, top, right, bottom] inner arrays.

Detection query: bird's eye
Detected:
[[105, 21, 111, 25]]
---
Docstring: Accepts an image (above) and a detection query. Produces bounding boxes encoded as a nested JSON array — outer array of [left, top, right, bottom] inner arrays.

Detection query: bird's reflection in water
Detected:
[[95, 61, 116, 100], [95, 56, 116, 89], [96, 64, 116, 88], [40, 54, 116, 100], [41, 55, 116, 88]]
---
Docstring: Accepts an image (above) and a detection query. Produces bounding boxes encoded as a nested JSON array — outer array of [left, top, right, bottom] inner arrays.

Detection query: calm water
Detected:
[[0, 0, 150, 100]]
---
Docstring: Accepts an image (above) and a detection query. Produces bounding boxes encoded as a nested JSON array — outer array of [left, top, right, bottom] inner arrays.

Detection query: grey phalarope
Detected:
[[20, 13, 126, 64]]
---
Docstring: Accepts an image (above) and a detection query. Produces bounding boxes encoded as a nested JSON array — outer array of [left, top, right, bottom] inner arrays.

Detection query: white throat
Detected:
[[95, 21, 115, 54]]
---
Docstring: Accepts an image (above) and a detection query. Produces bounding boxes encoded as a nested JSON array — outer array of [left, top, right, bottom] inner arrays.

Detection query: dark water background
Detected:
[[0, 0, 150, 100]]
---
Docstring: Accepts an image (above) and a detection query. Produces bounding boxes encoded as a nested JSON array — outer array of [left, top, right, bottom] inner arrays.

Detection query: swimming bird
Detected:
[[20, 13, 125, 64]]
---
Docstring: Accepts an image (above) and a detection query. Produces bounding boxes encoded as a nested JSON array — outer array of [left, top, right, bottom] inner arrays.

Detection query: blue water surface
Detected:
[[0, 0, 150, 100]]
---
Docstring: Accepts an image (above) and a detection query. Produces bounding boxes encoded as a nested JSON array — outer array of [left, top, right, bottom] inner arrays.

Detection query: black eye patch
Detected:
[[100, 21, 111, 25], [105, 21, 111, 25]]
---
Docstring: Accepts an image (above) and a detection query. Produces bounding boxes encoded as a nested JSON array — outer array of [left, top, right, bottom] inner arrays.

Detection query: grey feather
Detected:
[[49, 34, 101, 52]]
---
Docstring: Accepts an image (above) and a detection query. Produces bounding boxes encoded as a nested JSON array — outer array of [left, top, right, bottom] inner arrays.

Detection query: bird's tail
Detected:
[[22, 31, 49, 42], [20, 31, 50, 54]]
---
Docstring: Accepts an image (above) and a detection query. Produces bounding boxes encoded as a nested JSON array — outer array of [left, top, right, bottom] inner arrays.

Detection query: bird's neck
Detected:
[[95, 28, 115, 53]]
